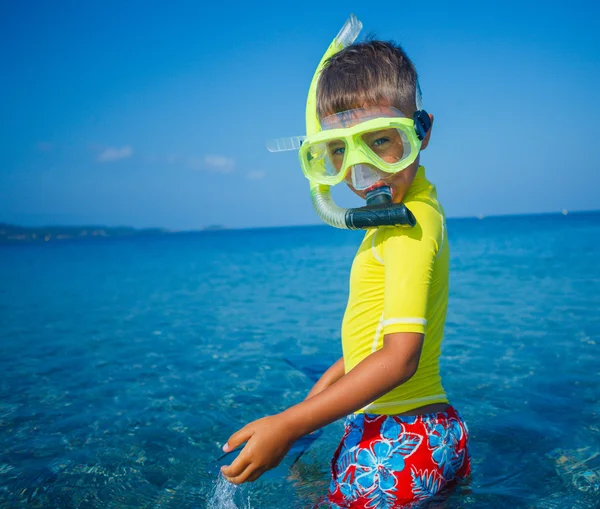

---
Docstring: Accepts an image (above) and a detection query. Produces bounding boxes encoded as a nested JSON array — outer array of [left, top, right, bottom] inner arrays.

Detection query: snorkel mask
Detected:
[[268, 15, 431, 229]]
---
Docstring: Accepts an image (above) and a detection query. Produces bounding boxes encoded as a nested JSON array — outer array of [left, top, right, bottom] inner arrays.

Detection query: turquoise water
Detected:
[[1, 212, 599, 508]]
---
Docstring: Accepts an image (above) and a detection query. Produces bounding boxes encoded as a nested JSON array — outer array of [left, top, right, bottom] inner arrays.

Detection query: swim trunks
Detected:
[[321, 406, 470, 508]]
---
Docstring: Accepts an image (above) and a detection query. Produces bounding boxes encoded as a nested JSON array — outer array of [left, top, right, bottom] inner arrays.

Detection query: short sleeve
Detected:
[[381, 223, 439, 335]]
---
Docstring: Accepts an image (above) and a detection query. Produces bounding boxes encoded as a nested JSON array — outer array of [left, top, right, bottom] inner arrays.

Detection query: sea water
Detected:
[[0, 212, 599, 508]]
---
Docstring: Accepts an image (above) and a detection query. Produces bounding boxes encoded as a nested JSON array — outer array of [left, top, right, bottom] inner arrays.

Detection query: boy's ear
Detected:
[[420, 113, 434, 151]]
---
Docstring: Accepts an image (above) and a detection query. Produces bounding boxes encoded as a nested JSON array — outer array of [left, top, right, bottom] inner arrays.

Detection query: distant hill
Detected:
[[0, 223, 170, 243]]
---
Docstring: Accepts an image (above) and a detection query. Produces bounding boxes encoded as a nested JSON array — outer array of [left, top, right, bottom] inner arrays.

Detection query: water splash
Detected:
[[207, 475, 252, 509]]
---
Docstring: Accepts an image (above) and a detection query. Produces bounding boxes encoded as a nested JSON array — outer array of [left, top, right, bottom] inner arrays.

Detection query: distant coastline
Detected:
[[2, 210, 598, 244], [0, 223, 226, 244]]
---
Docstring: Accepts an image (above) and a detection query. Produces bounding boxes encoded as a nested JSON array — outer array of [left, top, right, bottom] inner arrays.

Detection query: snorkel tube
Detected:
[[306, 15, 416, 229]]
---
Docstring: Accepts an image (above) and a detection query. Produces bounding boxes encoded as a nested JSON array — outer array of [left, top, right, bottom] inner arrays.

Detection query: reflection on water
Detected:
[[1, 214, 599, 508]]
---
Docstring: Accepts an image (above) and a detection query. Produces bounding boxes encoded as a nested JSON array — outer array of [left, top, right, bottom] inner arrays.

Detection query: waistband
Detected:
[[348, 404, 464, 426]]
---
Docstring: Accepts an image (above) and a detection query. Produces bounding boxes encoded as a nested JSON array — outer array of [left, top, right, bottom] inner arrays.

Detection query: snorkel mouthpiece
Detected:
[[365, 184, 393, 206], [345, 184, 416, 229]]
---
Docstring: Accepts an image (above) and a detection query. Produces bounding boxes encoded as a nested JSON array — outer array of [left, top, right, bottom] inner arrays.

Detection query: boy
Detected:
[[221, 18, 470, 508]]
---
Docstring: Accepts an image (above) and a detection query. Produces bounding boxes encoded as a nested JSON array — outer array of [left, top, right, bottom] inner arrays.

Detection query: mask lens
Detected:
[[324, 139, 346, 176], [360, 128, 412, 169], [304, 139, 347, 180]]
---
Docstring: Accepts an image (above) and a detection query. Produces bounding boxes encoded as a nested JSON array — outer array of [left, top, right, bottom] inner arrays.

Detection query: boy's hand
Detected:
[[220, 414, 298, 484]]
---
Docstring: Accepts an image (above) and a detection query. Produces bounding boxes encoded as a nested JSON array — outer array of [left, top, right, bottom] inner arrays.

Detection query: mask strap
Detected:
[[413, 110, 431, 141]]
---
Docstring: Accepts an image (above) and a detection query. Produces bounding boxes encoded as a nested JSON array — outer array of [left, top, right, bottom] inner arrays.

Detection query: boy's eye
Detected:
[[328, 145, 345, 156], [371, 137, 390, 148]]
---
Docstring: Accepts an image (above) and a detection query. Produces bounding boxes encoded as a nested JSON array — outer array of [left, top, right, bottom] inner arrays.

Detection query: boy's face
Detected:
[[321, 105, 433, 204]]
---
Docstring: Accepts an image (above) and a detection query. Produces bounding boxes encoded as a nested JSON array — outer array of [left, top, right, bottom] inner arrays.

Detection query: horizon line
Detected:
[[2, 208, 599, 235]]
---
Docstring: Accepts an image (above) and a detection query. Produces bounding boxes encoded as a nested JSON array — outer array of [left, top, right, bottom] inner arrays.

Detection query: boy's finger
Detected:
[[223, 426, 254, 451], [223, 462, 254, 485], [220, 455, 251, 478]]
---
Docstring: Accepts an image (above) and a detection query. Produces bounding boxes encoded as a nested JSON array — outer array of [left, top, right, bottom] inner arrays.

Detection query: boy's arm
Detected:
[[304, 357, 344, 400], [221, 331, 423, 484]]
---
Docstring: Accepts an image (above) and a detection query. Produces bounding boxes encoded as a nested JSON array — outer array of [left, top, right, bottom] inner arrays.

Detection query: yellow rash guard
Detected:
[[341, 166, 450, 415]]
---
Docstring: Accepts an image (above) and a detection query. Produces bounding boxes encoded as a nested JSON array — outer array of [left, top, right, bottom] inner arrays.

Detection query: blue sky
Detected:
[[2, 0, 599, 229]]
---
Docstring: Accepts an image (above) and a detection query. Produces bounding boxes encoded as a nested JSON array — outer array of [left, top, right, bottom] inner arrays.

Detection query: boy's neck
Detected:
[[393, 165, 427, 204]]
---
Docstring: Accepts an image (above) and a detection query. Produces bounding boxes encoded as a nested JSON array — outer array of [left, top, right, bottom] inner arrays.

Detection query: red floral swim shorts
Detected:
[[320, 406, 470, 508]]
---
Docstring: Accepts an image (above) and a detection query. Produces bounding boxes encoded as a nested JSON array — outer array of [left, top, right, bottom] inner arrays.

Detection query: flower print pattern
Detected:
[[354, 435, 421, 509], [332, 415, 424, 508], [345, 415, 365, 447], [426, 418, 463, 477], [333, 419, 422, 505], [324, 407, 470, 509], [354, 436, 421, 491], [410, 467, 444, 501]]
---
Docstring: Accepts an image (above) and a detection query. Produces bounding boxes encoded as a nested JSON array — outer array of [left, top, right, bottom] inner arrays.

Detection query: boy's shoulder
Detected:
[[377, 196, 445, 254], [404, 172, 446, 234]]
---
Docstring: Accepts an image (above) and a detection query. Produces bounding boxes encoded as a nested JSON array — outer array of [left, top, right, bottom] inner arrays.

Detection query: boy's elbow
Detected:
[[379, 350, 420, 385], [383, 356, 418, 388], [402, 358, 419, 381]]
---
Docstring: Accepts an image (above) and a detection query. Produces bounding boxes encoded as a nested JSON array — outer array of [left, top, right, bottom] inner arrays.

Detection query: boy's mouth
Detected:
[[364, 181, 395, 206], [364, 181, 395, 200]]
